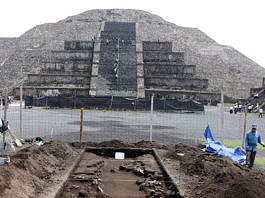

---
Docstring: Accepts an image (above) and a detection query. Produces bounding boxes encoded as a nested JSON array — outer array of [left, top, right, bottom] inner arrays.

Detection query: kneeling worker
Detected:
[[245, 124, 265, 168]]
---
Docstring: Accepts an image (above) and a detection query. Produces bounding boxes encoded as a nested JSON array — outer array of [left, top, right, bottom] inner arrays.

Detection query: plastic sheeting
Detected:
[[25, 95, 204, 111], [204, 126, 246, 164], [0, 157, 10, 165]]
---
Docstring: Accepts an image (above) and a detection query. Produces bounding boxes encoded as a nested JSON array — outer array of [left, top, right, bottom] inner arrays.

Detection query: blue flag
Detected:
[[204, 125, 215, 142]]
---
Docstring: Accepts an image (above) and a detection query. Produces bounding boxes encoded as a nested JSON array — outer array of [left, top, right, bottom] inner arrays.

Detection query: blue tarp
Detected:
[[204, 126, 246, 164]]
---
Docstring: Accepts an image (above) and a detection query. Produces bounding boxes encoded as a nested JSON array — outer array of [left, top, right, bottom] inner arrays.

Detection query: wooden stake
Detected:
[[149, 94, 154, 142], [79, 108, 84, 143], [242, 110, 247, 147], [19, 85, 23, 138], [3, 88, 8, 120]]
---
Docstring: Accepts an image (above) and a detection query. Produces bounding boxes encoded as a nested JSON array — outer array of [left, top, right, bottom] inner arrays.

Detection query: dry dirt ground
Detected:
[[1, 140, 265, 198]]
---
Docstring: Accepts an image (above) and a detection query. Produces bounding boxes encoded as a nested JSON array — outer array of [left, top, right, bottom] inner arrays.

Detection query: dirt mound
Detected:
[[134, 140, 169, 150], [85, 140, 168, 149], [0, 141, 78, 198], [168, 143, 265, 198], [70, 140, 169, 151], [97, 139, 135, 148]]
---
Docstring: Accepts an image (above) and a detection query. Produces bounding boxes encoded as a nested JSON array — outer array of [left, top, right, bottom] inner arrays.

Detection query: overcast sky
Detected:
[[1, 0, 264, 66]]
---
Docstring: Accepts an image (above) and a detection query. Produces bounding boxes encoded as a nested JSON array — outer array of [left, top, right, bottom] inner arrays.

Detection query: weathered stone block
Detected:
[[64, 41, 94, 50]]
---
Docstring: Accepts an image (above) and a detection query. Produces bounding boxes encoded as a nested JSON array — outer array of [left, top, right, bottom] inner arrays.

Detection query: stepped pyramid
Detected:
[[0, 9, 264, 99]]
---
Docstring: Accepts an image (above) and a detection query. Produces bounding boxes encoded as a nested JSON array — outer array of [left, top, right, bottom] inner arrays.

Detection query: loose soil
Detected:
[[71, 140, 169, 150], [1, 140, 265, 198], [0, 141, 79, 198], [56, 150, 177, 198], [161, 143, 265, 198]]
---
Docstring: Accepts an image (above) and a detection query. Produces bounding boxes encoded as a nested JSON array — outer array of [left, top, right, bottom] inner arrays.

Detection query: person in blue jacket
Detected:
[[245, 124, 265, 168]]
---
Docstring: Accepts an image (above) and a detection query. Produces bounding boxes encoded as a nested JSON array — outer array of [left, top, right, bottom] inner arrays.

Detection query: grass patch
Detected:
[[255, 157, 265, 169], [221, 139, 242, 147], [0, 137, 13, 141], [224, 104, 234, 108]]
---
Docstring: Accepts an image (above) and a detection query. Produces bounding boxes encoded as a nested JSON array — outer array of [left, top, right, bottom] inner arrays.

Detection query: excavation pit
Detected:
[[56, 147, 180, 198], [2, 141, 265, 198]]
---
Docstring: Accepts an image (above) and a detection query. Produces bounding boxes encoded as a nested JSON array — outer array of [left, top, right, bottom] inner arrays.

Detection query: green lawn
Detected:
[[255, 157, 265, 168]]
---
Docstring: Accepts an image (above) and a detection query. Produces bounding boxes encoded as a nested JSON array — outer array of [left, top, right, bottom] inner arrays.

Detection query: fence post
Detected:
[[149, 94, 154, 142], [45, 97, 48, 109], [80, 108, 84, 143], [2, 88, 8, 151], [19, 85, 23, 138], [3, 88, 8, 120], [110, 95, 113, 109], [163, 97, 166, 111], [242, 110, 247, 147], [74, 90, 77, 109], [220, 90, 224, 140]]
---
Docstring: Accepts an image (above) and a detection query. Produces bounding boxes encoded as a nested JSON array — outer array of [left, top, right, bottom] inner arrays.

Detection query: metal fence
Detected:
[[1, 90, 265, 154]]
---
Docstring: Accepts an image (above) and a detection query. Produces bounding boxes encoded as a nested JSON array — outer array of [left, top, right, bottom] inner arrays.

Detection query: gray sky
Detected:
[[1, 0, 264, 66]]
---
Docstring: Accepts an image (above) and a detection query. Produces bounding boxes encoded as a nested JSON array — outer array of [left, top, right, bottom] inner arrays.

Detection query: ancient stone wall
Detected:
[[142, 41, 172, 51], [42, 50, 93, 74], [145, 89, 220, 104], [64, 41, 94, 51], [15, 87, 90, 97], [27, 74, 91, 86], [145, 77, 208, 90], [143, 41, 208, 92], [21, 40, 94, 95], [144, 64, 195, 78], [143, 52, 184, 63]]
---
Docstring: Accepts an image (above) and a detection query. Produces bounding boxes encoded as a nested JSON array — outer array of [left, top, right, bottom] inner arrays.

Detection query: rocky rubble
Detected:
[[119, 161, 178, 197]]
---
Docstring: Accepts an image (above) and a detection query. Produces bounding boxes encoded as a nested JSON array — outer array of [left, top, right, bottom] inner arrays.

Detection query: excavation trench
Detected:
[[55, 147, 181, 198], [3, 141, 265, 198]]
